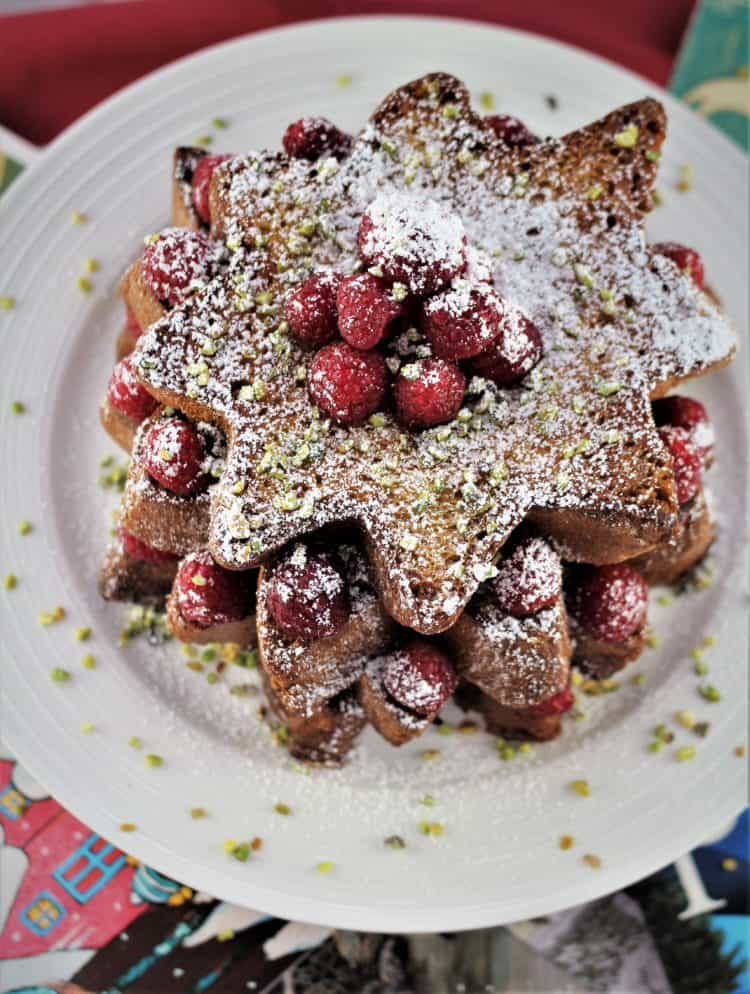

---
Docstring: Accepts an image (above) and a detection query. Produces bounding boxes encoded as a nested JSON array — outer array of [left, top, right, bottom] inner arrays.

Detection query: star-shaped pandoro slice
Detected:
[[133, 73, 735, 635]]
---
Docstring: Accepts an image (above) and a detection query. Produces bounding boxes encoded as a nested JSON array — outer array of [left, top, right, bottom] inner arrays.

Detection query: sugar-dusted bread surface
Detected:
[[132, 73, 735, 640]]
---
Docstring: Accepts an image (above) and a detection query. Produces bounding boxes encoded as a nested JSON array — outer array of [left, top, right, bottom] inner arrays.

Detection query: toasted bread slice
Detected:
[[134, 74, 734, 638], [445, 588, 571, 709], [99, 541, 177, 606], [628, 489, 714, 585], [261, 671, 366, 765], [256, 537, 396, 717], [118, 411, 217, 555], [456, 682, 563, 742]]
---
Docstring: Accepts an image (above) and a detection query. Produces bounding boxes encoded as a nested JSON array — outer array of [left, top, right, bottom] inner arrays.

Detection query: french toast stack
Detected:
[[99, 74, 732, 764]]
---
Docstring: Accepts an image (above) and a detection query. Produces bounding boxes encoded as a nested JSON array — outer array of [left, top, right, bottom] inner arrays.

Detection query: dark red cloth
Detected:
[[1, 0, 695, 146]]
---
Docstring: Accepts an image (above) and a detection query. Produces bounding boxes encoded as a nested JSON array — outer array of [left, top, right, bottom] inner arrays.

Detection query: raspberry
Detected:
[[143, 417, 209, 496], [394, 359, 466, 431], [106, 357, 159, 421], [125, 305, 142, 335], [282, 117, 352, 161], [652, 242, 705, 289], [285, 272, 340, 347], [382, 640, 458, 718], [573, 564, 648, 644], [118, 525, 177, 564], [336, 273, 404, 350], [191, 153, 232, 225], [653, 395, 713, 462], [266, 545, 351, 641], [358, 192, 467, 296], [421, 282, 505, 359], [141, 228, 213, 307], [531, 683, 575, 716], [175, 551, 249, 628], [308, 341, 387, 426], [470, 309, 543, 385], [659, 426, 702, 504], [493, 537, 562, 617], [484, 114, 538, 147]]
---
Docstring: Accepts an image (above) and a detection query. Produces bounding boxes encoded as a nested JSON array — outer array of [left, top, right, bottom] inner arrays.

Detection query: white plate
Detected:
[[0, 17, 747, 933]]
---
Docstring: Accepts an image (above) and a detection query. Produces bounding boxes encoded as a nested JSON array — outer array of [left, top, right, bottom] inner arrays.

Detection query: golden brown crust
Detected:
[[116, 323, 139, 361], [628, 491, 714, 584], [99, 395, 140, 453], [119, 260, 166, 331], [99, 543, 176, 606], [455, 683, 561, 741], [172, 146, 208, 231], [572, 624, 647, 678], [262, 671, 366, 765], [165, 588, 256, 647], [256, 541, 396, 717], [118, 413, 212, 555], [357, 663, 429, 746], [444, 590, 571, 708]]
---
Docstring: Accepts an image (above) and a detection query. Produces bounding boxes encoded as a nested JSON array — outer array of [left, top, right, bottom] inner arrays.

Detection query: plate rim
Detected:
[[1, 15, 747, 933]]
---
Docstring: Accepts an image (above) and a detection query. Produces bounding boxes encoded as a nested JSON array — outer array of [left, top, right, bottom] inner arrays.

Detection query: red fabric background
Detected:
[[1, 0, 695, 146]]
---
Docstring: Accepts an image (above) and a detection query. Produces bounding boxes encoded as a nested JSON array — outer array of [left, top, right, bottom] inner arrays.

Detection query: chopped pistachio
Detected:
[[77, 276, 93, 293], [119, 822, 137, 833], [614, 123, 639, 148], [11, 400, 25, 414], [76, 626, 91, 641], [656, 593, 673, 607], [419, 820, 444, 837], [676, 163, 694, 192], [145, 753, 164, 768], [194, 135, 213, 147], [559, 834, 575, 851], [596, 380, 621, 397], [675, 709, 696, 730], [735, 745, 746, 758], [4, 573, 18, 590], [316, 860, 334, 874], [80, 721, 94, 734], [442, 104, 459, 119], [385, 834, 406, 849], [722, 857, 738, 872], [0, 295, 15, 310], [647, 740, 662, 754], [212, 116, 229, 129], [84, 257, 100, 274], [652, 188, 664, 207], [81, 653, 96, 669], [230, 842, 250, 862], [631, 673, 647, 686], [586, 184, 603, 200], [583, 853, 602, 869], [645, 150, 661, 162], [128, 736, 142, 749], [190, 807, 208, 819], [274, 802, 292, 816], [50, 667, 71, 683], [336, 73, 353, 88], [698, 684, 721, 703], [39, 606, 65, 626], [71, 210, 87, 224], [676, 745, 696, 762], [420, 749, 440, 761], [569, 779, 590, 797], [418, 793, 435, 807]]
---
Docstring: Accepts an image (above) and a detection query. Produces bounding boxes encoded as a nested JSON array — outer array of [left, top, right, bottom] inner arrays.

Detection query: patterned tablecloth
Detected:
[[0, 2, 747, 991]]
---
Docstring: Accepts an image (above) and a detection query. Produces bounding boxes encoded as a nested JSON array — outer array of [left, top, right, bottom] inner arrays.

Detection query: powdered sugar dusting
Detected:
[[133, 73, 735, 636]]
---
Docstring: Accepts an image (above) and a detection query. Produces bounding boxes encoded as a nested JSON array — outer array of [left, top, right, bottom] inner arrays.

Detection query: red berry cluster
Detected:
[[142, 417, 211, 497], [266, 544, 351, 642], [493, 535, 562, 618], [381, 640, 458, 718], [652, 242, 705, 290], [175, 551, 251, 628], [652, 394, 712, 504], [284, 193, 543, 430], [118, 525, 177, 565], [191, 154, 233, 226], [571, 563, 648, 644], [141, 228, 215, 308], [107, 356, 159, 422], [484, 113, 538, 147]]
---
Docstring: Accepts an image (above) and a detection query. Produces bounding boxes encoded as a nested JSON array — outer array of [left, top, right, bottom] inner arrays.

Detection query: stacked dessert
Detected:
[[99, 74, 732, 764]]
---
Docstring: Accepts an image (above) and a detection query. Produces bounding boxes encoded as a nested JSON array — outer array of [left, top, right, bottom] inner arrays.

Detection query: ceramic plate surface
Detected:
[[0, 17, 747, 932]]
